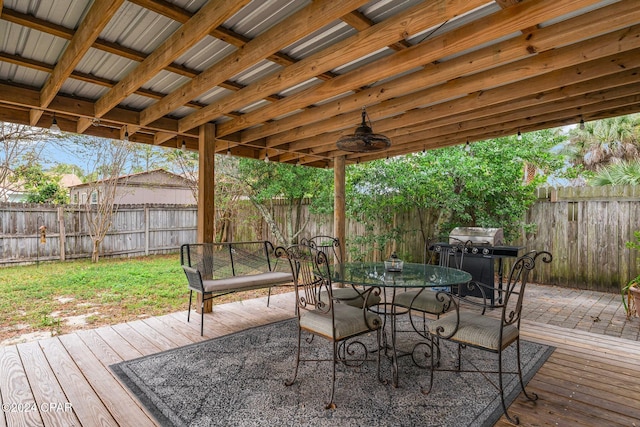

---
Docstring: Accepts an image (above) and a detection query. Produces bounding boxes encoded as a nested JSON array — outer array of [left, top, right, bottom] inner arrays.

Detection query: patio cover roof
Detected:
[[1, 0, 639, 168]]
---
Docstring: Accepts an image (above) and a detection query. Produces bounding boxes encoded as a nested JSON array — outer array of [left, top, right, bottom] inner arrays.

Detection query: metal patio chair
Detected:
[[423, 250, 552, 425], [278, 244, 382, 409], [394, 241, 466, 333], [301, 235, 380, 308]]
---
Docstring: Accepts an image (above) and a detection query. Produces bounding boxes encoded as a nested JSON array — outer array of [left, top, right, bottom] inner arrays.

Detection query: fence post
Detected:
[[145, 204, 150, 256], [57, 206, 66, 261]]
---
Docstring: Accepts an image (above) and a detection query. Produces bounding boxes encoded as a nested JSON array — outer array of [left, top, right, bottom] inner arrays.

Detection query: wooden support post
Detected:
[[334, 156, 346, 264], [197, 123, 216, 313]]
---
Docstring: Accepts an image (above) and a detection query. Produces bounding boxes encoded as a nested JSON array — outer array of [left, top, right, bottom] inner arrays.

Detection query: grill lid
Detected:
[[449, 227, 504, 246]]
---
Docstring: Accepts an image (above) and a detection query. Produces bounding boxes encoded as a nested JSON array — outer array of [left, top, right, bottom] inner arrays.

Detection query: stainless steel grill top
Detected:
[[449, 227, 504, 246]]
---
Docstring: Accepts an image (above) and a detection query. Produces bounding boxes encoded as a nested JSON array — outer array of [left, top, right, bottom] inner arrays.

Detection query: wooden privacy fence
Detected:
[[1, 185, 639, 293], [261, 186, 640, 293], [523, 186, 640, 292], [0, 203, 197, 265]]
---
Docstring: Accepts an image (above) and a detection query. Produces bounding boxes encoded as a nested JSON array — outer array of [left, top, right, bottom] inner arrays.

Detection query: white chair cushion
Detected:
[[324, 287, 382, 308], [394, 289, 450, 314], [300, 304, 380, 341], [427, 311, 519, 351], [200, 271, 293, 293]]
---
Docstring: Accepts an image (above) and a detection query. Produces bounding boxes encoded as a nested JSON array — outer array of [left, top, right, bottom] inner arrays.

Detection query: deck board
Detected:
[[57, 333, 156, 427], [1, 291, 639, 427], [17, 340, 80, 427], [38, 337, 118, 426], [0, 346, 45, 427]]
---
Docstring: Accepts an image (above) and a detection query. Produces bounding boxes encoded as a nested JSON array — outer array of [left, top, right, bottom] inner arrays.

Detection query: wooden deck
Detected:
[[1, 291, 639, 427]]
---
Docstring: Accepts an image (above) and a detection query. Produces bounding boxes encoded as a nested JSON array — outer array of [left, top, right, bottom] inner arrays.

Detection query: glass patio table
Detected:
[[327, 262, 472, 387]]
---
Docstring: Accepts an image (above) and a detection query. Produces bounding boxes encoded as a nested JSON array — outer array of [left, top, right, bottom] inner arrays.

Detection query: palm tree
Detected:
[[590, 160, 640, 186], [568, 114, 640, 171]]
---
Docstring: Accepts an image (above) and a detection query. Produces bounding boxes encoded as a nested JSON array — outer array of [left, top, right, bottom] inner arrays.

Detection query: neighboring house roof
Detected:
[[59, 174, 82, 188], [0, 168, 26, 202], [0, 187, 28, 202], [68, 169, 193, 189]]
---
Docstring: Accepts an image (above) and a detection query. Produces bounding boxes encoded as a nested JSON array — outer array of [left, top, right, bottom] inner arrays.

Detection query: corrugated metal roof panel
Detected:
[[60, 78, 107, 101], [5, 0, 91, 28], [194, 86, 234, 106], [120, 93, 157, 111], [75, 48, 137, 82], [237, 99, 270, 114], [0, 20, 66, 66], [175, 36, 237, 71], [277, 77, 321, 97], [407, 2, 500, 44], [359, 0, 425, 23], [225, 0, 311, 38], [100, 2, 179, 53], [230, 60, 282, 86], [140, 71, 188, 96], [282, 21, 355, 59], [169, 105, 197, 120], [331, 47, 394, 75], [172, 0, 209, 14], [0, 62, 48, 88]]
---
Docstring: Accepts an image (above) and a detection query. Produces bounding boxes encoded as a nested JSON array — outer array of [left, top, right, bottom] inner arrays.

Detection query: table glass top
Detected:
[[328, 262, 471, 289]]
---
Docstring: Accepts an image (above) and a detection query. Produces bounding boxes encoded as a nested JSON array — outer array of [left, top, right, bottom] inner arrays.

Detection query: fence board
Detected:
[[2, 185, 640, 293]]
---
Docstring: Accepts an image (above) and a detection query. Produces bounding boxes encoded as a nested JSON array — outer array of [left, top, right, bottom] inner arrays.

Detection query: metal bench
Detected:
[[180, 241, 293, 335]]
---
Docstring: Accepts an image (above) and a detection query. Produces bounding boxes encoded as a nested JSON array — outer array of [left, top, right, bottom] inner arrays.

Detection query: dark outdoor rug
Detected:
[[111, 318, 553, 427]]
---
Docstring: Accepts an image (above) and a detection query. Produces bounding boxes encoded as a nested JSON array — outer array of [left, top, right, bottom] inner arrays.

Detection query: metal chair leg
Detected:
[[187, 290, 193, 322], [285, 327, 302, 387], [200, 297, 205, 336], [326, 341, 337, 409]]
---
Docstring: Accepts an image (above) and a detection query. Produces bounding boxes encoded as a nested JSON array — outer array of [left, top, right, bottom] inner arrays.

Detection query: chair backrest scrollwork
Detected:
[[501, 250, 552, 327], [279, 244, 333, 315], [300, 235, 342, 265]]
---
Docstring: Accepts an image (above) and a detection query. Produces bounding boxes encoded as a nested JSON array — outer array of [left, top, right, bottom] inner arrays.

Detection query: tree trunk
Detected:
[[91, 239, 101, 263]]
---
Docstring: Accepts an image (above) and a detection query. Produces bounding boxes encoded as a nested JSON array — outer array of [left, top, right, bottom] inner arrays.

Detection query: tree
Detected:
[[12, 163, 68, 204], [0, 122, 49, 201], [78, 136, 135, 262], [566, 114, 640, 171], [164, 148, 199, 202], [231, 159, 332, 246], [345, 129, 566, 259], [130, 144, 169, 173], [590, 160, 640, 186], [49, 162, 87, 181]]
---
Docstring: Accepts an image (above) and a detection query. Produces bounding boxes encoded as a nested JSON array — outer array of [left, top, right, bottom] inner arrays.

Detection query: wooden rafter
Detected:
[[138, 0, 371, 129], [250, 0, 638, 147], [93, 0, 250, 121], [178, 0, 486, 134], [32, 0, 124, 126], [0, 0, 636, 166], [214, 0, 600, 139]]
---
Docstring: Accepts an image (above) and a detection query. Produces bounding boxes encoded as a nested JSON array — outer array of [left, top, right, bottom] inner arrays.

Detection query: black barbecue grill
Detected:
[[431, 227, 523, 305]]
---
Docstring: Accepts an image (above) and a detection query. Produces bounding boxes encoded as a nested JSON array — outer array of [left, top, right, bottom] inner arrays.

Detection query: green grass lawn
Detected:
[[0, 254, 292, 345], [0, 254, 189, 343]]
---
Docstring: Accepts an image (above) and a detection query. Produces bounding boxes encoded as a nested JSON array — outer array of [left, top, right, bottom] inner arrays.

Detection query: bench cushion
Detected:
[[201, 271, 293, 293]]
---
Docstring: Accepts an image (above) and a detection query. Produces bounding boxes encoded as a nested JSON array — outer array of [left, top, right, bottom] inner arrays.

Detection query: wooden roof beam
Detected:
[[0, 82, 201, 140], [32, 0, 124, 126], [140, 0, 370, 128], [357, 95, 640, 161], [281, 65, 640, 159], [258, 3, 640, 149], [215, 0, 604, 138], [93, 0, 249, 121], [179, 0, 486, 134], [131, 0, 338, 78], [286, 47, 640, 156]]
